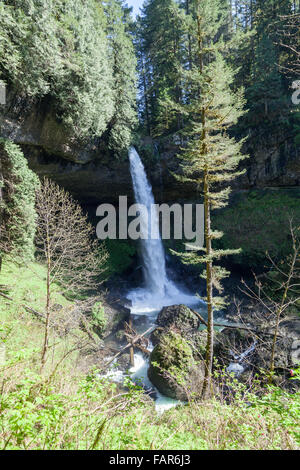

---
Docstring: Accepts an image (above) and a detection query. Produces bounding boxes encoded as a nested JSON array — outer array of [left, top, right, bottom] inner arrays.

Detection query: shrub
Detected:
[[0, 138, 38, 262]]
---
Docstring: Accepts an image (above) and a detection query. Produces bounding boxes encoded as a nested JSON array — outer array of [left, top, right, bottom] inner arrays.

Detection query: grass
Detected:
[[0, 260, 90, 382], [0, 261, 299, 450], [0, 260, 70, 311]]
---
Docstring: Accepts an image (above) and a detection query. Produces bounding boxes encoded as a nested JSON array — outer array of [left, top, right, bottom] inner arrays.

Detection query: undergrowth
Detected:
[[0, 261, 299, 450]]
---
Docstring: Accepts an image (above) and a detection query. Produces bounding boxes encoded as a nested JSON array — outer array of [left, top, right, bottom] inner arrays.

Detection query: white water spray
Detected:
[[128, 147, 199, 314], [129, 147, 168, 295], [104, 148, 204, 413]]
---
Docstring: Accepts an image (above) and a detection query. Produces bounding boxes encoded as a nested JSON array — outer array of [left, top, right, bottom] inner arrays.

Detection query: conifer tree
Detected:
[[0, 0, 137, 153], [0, 139, 38, 270], [136, 0, 185, 136], [103, 0, 137, 154], [245, 34, 289, 130], [176, 0, 248, 398]]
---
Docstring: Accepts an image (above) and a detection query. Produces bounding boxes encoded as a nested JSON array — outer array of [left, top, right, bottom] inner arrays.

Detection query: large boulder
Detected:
[[151, 304, 200, 346], [157, 304, 199, 329], [148, 304, 208, 399], [148, 330, 204, 400]]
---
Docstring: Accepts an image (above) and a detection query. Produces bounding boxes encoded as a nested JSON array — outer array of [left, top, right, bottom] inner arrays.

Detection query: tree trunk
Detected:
[[0, 156, 3, 273], [141, 55, 151, 136], [186, 0, 192, 70], [41, 235, 51, 371], [269, 239, 297, 382], [201, 169, 213, 399], [196, 6, 214, 399]]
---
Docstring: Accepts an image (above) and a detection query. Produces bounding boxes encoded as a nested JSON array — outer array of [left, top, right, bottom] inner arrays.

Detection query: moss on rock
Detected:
[[148, 331, 203, 400], [156, 304, 199, 330]]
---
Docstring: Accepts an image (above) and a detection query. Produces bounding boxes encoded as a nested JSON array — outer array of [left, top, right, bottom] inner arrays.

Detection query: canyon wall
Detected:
[[0, 93, 299, 206]]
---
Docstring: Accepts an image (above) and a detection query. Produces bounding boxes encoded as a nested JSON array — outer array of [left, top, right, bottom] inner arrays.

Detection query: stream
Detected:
[[104, 147, 255, 411], [104, 147, 206, 412]]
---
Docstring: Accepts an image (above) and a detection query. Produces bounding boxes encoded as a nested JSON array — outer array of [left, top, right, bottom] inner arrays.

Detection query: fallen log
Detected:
[[103, 325, 156, 369], [189, 306, 286, 338], [0, 291, 46, 321], [190, 308, 208, 327], [135, 343, 150, 356]]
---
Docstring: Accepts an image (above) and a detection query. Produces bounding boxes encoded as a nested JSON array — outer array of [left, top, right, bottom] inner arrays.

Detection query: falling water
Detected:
[[106, 147, 204, 412], [128, 147, 199, 314], [128, 147, 168, 295]]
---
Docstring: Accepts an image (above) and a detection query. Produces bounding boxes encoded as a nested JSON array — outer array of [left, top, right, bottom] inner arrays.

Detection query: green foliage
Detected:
[[0, 367, 145, 450], [0, 264, 299, 450], [1, 367, 299, 449], [91, 301, 107, 335], [251, 386, 300, 443], [0, 138, 38, 261], [244, 35, 290, 131], [104, 239, 136, 276], [136, 0, 297, 149], [0, 261, 70, 313], [171, 1, 248, 310], [213, 189, 300, 267], [0, 0, 137, 152], [136, 0, 185, 136], [103, 0, 138, 154]]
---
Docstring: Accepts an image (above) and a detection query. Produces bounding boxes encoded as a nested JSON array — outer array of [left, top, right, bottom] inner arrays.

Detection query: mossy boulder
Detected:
[[157, 304, 199, 330], [151, 304, 207, 359], [148, 330, 204, 400], [151, 304, 199, 346], [186, 330, 207, 360]]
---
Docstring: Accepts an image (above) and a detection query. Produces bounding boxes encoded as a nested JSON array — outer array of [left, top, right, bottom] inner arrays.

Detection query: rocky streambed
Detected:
[[148, 304, 300, 399], [78, 290, 300, 404]]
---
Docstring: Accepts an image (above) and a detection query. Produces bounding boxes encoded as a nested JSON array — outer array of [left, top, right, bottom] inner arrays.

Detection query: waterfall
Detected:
[[128, 147, 199, 314], [129, 147, 168, 296], [114, 147, 204, 412]]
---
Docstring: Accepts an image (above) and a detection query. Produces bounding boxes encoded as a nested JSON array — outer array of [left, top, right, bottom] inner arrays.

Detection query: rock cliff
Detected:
[[1, 91, 299, 206]]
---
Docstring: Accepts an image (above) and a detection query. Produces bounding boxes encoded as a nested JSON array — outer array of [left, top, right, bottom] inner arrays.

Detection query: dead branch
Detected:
[[189, 305, 287, 338], [0, 290, 46, 321], [103, 325, 157, 369]]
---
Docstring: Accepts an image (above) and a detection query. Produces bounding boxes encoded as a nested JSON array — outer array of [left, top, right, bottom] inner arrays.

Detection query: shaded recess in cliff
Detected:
[[0, 92, 299, 207]]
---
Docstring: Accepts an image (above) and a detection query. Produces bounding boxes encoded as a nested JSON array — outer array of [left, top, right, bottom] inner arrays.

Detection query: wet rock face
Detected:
[[0, 93, 190, 205], [101, 299, 131, 340], [22, 144, 134, 205], [0, 93, 134, 205], [235, 135, 300, 189], [1, 92, 298, 208]]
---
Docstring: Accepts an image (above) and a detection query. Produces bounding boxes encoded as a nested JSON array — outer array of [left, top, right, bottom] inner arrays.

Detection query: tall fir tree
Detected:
[[245, 34, 289, 131], [103, 0, 138, 154], [136, 0, 186, 136], [0, 0, 137, 154], [174, 0, 248, 397], [0, 139, 38, 269]]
